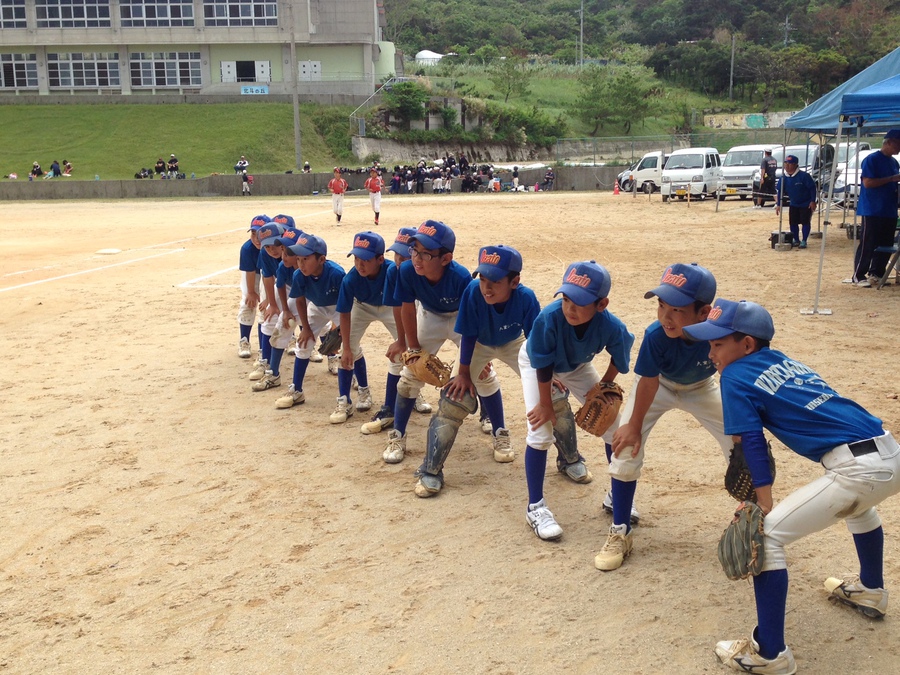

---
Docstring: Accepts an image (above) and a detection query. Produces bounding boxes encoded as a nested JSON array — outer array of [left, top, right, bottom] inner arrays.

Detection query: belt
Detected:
[[848, 438, 878, 456]]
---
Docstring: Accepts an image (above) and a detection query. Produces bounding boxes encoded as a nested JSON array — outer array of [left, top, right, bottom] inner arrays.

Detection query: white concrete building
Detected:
[[0, 0, 397, 101]]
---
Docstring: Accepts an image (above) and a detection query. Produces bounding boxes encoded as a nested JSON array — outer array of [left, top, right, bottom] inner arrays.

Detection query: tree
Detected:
[[608, 67, 659, 133], [489, 55, 531, 103], [380, 82, 429, 131], [572, 65, 616, 135]]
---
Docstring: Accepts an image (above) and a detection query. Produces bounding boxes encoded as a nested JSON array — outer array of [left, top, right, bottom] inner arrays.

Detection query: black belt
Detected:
[[848, 439, 878, 456]]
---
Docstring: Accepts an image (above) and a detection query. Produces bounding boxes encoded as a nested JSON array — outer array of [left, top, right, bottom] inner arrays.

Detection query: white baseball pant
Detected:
[[238, 271, 261, 326], [332, 193, 344, 217], [348, 301, 402, 376], [468, 334, 526, 398]]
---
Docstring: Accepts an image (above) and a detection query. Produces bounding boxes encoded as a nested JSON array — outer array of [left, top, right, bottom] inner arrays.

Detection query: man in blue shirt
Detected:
[[775, 154, 818, 249]]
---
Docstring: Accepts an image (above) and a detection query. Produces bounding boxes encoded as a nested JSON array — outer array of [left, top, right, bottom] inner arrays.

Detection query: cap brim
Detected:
[[644, 285, 695, 307], [474, 264, 507, 282], [409, 233, 441, 250], [259, 236, 282, 248], [554, 284, 596, 306], [387, 243, 410, 256], [681, 322, 735, 341], [347, 248, 378, 260], [287, 243, 315, 256]]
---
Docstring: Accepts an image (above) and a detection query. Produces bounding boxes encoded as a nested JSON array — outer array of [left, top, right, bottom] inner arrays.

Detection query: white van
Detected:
[[661, 147, 722, 201], [623, 150, 669, 193], [718, 144, 770, 201]]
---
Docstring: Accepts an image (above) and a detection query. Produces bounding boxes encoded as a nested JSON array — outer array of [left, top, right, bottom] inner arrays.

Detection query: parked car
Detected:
[[660, 147, 722, 202], [832, 148, 879, 206], [616, 161, 638, 191], [717, 144, 771, 201], [621, 150, 669, 194]]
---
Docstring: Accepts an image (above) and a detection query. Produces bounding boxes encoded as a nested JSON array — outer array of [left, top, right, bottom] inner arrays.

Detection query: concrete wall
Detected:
[[0, 166, 621, 201]]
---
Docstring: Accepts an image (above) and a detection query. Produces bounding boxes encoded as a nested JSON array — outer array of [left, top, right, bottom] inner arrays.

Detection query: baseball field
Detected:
[[1, 190, 898, 673]]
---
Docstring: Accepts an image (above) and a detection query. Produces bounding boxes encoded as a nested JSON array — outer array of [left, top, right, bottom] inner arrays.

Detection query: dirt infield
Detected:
[[1, 192, 899, 673]]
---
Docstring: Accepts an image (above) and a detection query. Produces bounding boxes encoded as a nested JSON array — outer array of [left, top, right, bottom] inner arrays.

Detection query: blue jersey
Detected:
[[258, 248, 280, 278], [634, 321, 716, 385], [455, 279, 540, 347], [289, 260, 345, 308], [275, 262, 294, 290], [526, 299, 634, 374], [858, 150, 900, 218], [239, 239, 260, 273], [720, 348, 883, 461], [336, 260, 394, 313], [395, 259, 471, 314], [776, 169, 817, 209]]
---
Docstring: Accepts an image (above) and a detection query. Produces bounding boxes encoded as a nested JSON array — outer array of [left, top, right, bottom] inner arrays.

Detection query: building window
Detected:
[[47, 53, 120, 88], [130, 52, 201, 87], [36, 0, 111, 28], [203, 0, 276, 27], [0, 0, 27, 29], [0, 53, 37, 88], [120, 0, 194, 27]]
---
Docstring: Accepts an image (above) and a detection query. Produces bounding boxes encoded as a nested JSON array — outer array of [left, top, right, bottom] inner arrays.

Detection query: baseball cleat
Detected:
[[275, 385, 305, 409], [251, 371, 281, 391], [492, 428, 515, 463], [594, 524, 633, 571], [361, 406, 394, 435], [414, 466, 444, 498], [414, 392, 432, 414], [824, 576, 888, 618], [238, 338, 252, 358], [248, 358, 268, 380], [329, 396, 354, 424], [383, 429, 406, 463], [714, 636, 796, 675], [355, 386, 373, 411], [526, 499, 563, 541], [309, 350, 324, 363], [479, 411, 493, 434], [558, 460, 593, 484], [602, 490, 641, 525], [327, 355, 340, 375]]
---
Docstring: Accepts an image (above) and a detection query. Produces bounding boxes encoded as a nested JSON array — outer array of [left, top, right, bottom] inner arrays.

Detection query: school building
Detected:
[[0, 0, 397, 102]]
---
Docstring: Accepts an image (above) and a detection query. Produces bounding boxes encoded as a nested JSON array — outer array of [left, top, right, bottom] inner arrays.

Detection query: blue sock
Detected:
[[801, 223, 811, 242], [269, 347, 284, 376], [338, 367, 353, 400], [789, 224, 800, 243], [240, 324, 252, 341], [525, 445, 547, 505], [393, 395, 416, 436], [853, 527, 884, 589], [292, 357, 310, 391], [384, 373, 399, 410], [753, 569, 788, 659], [353, 356, 369, 388], [257, 324, 263, 349], [260, 333, 272, 363], [479, 391, 505, 431], [611, 478, 636, 533], [605, 443, 613, 463]]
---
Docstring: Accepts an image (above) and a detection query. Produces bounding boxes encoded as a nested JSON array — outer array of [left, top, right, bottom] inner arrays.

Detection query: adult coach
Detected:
[[756, 148, 777, 207], [845, 130, 900, 287], [775, 155, 817, 249]]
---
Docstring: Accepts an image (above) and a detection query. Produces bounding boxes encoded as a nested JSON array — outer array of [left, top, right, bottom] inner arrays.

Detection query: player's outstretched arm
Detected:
[[612, 375, 659, 458], [386, 306, 407, 362], [296, 297, 314, 347], [401, 302, 420, 351], [526, 377, 556, 431], [339, 312, 353, 370]]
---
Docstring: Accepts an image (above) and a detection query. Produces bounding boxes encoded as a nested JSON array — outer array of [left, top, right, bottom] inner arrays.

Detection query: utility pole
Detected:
[[783, 14, 794, 48], [288, 2, 302, 170], [579, 0, 584, 68], [729, 33, 735, 100]]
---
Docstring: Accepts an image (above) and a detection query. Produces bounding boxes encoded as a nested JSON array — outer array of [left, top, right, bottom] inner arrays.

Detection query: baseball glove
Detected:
[[574, 381, 625, 437], [718, 502, 767, 581], [403, 350, 452, 388], [317, 326, 342, 356], [725, 440, 777, 503]]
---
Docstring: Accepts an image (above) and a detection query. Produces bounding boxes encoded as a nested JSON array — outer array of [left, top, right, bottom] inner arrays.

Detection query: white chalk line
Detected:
[[0, 249, 184, 294], [178, 266, 239, 289]]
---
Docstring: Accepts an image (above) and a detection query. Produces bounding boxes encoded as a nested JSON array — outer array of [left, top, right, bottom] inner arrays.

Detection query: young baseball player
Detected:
[[360, 227, 434, 435], [519, 261, 634, 541], [332, 231, 400, 423], [241, 170, 251, 196], [251, 227, 303, 392], [364, 168, 384, 226], [382, 220, 500, 464], [328, 168, 349, 224], [247, 222, 285, 383], [237, 214, 269, 359], [273, 233, 345, 410], [414, 245, 541, 497], [683, 300, 900, 675], [598, 263, 733, 571]]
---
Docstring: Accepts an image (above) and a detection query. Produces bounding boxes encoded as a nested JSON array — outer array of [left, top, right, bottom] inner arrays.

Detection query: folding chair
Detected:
[[875, 223, 900, 290]]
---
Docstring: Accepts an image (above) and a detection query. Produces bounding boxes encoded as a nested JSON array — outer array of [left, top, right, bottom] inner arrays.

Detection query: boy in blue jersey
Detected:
[[599, 263, 733, 571], [237, 214, 269, 359], [383, 220, 500, 464], [520, 261, 634, 541], [331, 231, 399, 424], [247, 222, 285, 383], [414, 245, 540, 497], [271, 234, 346, 411], [684, 300, 900, 675]]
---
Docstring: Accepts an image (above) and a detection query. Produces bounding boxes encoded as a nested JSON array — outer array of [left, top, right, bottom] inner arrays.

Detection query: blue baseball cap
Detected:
[[288, 233, 327, 257], [681, 299, 775, 341], [410, 219, 456, 252], [474, 245, 523, 282], [885, 129, 900, 141], [257, 223, 286, 248], [249, 214, 271, 230], [348, 231, 385, 260], [644, 263, 716, 306], [388, 227, 417, 256], [272, 214, 296, 229], [275, 228, 304, 249], [554, 261, 611, 305], [784, 155, 799, 164]]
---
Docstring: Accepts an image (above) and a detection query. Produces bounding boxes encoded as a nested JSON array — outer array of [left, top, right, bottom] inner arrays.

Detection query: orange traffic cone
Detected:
[[613, 180, 620, 195]]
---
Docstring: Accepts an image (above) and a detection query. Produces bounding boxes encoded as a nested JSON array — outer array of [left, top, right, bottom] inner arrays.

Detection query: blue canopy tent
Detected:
[[841, 73, 900, 131]]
